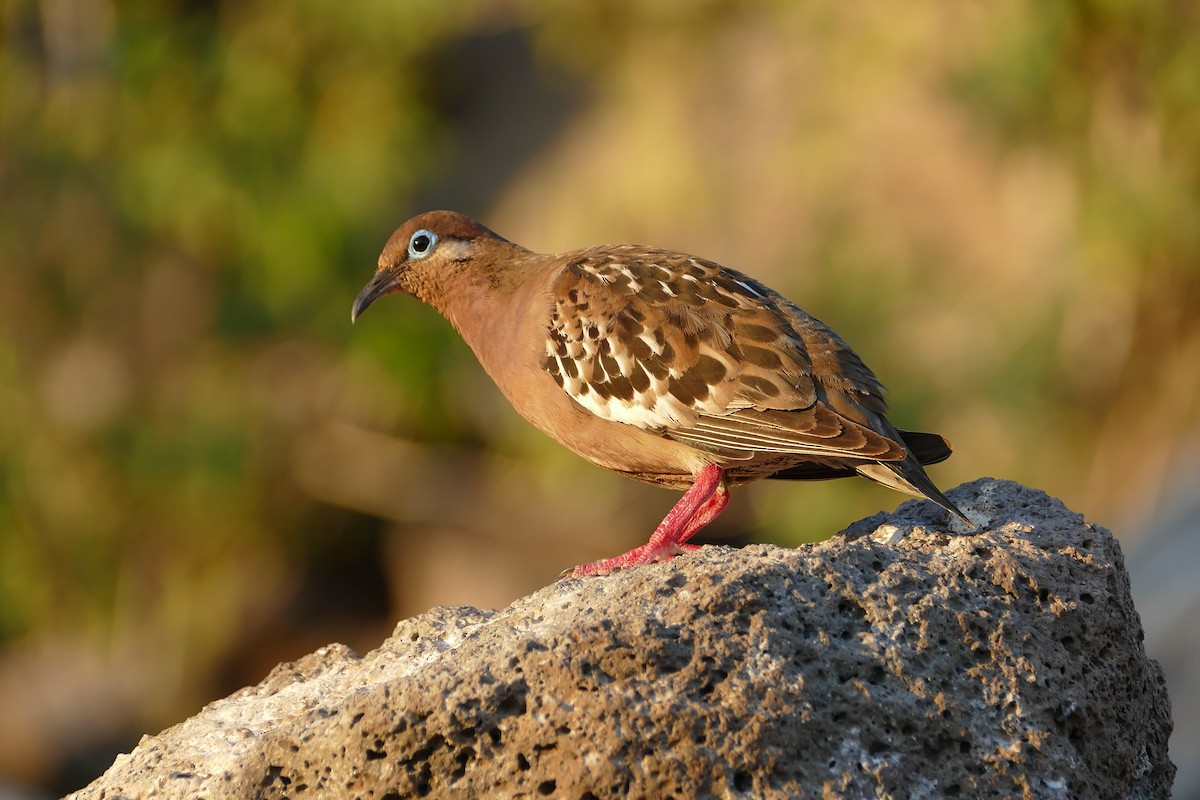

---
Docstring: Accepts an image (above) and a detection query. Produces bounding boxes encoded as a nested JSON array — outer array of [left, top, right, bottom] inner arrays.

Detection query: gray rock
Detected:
[[66, 478, 1174, 799]]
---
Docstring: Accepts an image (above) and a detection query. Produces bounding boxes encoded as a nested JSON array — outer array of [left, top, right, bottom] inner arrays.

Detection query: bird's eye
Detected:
[[408, 229, 438, 260]]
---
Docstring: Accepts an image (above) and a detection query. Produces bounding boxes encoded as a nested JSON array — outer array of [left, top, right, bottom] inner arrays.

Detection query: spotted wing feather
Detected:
[[541, 246, 906, 463]]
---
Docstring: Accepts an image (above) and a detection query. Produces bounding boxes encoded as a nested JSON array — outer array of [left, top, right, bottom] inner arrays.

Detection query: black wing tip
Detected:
[[896, 429, 953, 467]]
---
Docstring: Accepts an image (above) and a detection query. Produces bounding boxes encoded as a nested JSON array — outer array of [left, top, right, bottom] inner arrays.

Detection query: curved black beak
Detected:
[[351, 267, 401, 323]]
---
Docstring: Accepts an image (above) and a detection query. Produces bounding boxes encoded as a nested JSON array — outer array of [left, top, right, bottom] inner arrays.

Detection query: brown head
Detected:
[[350, 210, 527, 322]]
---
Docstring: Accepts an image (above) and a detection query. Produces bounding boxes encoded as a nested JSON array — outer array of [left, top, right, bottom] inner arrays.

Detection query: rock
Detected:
[[66, 478, 1174, 799]]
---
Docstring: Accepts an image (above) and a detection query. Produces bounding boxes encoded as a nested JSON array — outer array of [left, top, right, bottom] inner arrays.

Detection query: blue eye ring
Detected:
[[408, 229, 438, 259]]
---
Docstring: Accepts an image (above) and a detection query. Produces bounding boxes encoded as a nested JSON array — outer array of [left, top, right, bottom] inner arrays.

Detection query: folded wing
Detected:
[[541, 246, 907, 465]]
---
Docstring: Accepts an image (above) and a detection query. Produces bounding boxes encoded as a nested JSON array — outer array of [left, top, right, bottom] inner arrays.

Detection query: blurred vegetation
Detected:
[[1, 0, 1198, 794]]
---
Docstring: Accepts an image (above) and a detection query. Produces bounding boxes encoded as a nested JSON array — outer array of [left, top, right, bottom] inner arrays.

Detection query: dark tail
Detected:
[[768, 430, 972, 527], [767, 429, 951, 481]]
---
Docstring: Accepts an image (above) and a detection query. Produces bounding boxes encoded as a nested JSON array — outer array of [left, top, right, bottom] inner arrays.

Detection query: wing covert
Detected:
[[540, 246, 904, 463]]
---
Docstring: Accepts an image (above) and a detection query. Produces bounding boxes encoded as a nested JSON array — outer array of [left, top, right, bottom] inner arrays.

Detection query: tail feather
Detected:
[[767, 429, 952, 480], [893, 429, 953, 467], [767, 428, 971, 527], [854, 460, 971, 526]]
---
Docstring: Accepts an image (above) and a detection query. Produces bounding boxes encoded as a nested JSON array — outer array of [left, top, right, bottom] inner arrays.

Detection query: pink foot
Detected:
[[568, 464, 729, 577]]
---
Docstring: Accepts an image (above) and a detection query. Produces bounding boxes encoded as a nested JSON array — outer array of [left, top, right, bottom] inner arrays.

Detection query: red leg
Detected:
[[569, 464, 727, 577], [677, 482, 729, 543], [668, 487, 729, 555]]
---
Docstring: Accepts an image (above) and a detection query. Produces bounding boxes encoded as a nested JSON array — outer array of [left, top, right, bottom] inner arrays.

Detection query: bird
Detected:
[[351, 210, 970, 577]]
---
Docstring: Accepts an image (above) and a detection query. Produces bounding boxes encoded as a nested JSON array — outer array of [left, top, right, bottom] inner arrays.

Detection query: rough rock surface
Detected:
[[68, 478, 1174, 799]]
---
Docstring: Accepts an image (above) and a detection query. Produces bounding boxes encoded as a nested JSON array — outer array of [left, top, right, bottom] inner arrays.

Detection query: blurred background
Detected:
[[1, 0, 1198, 796]]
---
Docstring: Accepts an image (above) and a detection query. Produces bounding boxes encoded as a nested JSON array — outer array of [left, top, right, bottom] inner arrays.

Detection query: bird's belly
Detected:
[[492, 361, 708, 485]]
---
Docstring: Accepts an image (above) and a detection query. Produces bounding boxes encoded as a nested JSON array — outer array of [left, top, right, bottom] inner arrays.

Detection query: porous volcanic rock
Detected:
[[67, 478, 1174, 799]]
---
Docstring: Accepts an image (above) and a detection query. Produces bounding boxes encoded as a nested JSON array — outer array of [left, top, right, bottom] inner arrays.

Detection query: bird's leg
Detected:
[[672, 480, 730, 551], [569, 464, 727, 577]]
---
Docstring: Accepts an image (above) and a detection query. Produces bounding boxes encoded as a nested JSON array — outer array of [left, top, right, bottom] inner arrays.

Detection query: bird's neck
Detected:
[[429, 249, 555, 383]]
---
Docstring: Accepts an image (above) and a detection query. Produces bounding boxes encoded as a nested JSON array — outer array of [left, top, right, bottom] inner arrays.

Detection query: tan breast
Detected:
[[456, 256, 714, 489]]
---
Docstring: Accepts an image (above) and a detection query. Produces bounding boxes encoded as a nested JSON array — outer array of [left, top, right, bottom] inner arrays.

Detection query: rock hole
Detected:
[[538, 779, 557, 795], [451, 747, 475, 781], [497, 689, 528, 716], [409, 734, 445, 762], [365, 748, 387, 760], [733, 771, 753, 791], [259, 766, 289, 788], [837, 599, 867, 619], [867, 740, 888, 755], [414, 763, 433, 797], [517, 753, 531, 771]]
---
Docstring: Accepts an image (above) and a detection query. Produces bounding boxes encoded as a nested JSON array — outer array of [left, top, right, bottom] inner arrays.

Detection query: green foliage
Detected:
[[0, 1, 480, 645], [956, 0, 1200, 280]]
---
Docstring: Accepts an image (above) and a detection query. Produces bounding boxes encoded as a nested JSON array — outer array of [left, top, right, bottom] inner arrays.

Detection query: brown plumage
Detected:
[[352, 210, 969, 576]]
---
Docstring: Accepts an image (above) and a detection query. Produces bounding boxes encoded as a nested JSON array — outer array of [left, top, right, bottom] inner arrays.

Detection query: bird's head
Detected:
[[351, 210, 513, 322]]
